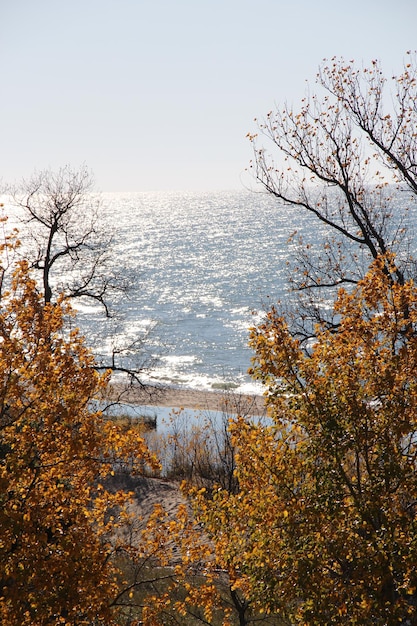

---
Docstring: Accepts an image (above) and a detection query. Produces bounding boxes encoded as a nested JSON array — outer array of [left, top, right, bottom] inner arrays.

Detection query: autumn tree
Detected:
[[138, 491, 282, 626], [177, 53, 417, 625], [249, 53, 417, 339], [190, 256, 417, 624], [0, 233, 162, 625]]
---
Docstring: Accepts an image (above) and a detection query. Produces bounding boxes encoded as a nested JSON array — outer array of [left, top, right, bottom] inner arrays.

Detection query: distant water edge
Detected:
[[4, 188, 417, 395]]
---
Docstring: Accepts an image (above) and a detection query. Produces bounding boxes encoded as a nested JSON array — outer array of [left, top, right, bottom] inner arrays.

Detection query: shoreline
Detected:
[[104, 382, 267, 417]]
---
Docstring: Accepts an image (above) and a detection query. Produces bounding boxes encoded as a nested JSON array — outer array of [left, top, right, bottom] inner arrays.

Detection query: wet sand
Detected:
[[104, 382, 267, 417]]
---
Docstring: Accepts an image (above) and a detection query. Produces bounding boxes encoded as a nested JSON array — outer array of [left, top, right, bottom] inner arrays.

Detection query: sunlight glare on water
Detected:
[[4, 188, 416, 393], [82, 190, 298, 392]]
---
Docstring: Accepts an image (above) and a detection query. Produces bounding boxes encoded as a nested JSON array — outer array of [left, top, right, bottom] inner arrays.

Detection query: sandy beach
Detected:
[[104, 382, 267, 417]]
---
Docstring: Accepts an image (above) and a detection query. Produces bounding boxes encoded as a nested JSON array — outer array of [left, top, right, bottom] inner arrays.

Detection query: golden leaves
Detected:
[[191, 256, 417, 624], [0, 260, 162, 625]]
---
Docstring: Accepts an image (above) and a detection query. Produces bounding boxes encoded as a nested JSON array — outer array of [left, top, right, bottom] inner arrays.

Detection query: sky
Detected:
[[1, 0, 416, 192]]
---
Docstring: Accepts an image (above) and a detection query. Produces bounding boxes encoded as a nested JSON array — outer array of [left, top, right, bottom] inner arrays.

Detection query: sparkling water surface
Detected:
[[74, 189, 417, 393], [5, 189, 417, 395], [76, 190, 308, 393]]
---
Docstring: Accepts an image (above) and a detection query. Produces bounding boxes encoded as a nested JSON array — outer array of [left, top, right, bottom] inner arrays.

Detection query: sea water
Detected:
[[78, 188, 417, 393], [4, 189, 417, 395], [75, 190, 317, 393]]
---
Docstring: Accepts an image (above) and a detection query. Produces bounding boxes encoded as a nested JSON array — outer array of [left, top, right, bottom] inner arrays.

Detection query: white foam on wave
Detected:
[[138, 367, 249, 394], [236, 380, 265, 396]]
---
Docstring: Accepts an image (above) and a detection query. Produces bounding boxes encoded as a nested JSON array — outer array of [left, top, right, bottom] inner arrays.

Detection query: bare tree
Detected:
[[10, 165, 121, 314], [248, 53, 417, 340]]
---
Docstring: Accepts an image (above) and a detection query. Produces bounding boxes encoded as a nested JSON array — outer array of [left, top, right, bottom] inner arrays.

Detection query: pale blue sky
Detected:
[[1, 0, 416, 191]]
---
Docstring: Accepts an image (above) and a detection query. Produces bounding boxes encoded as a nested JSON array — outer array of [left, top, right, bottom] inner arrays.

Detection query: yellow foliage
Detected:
[[0, 249, 159, 624], [191, 257, 417, 625]]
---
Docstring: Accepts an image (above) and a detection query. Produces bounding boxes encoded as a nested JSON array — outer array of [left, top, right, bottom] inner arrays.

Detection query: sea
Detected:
[[76, 189, 319, 395], [4, 188, 417, 399]]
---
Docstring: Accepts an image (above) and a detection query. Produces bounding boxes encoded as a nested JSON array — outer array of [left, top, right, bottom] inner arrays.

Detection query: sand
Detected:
[[104, 382, 267, 417]]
